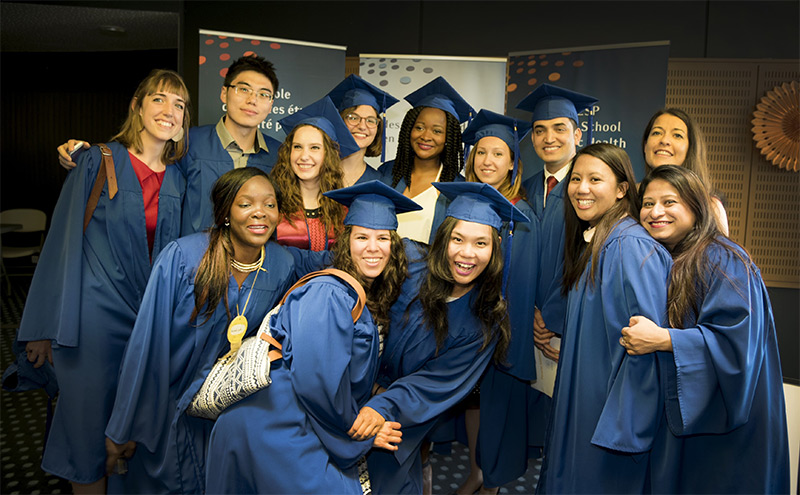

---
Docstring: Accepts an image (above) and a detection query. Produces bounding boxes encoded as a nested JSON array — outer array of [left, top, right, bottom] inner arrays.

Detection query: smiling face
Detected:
[[138, 87, 186, 144], [567, 154, 627, 227], [220, 70, 275, 132], [640, 178, 696, 250], [472, 136, 513, 190], [644, 114, 689, 168], [410, 107, 447, 161], [447, 220, 494, 298], [532, 117, 582, 173], [228, 176, 280, 259], [290, 126, 326, 185], [343, 105, 379, 151], [349, 225, 392, 283]]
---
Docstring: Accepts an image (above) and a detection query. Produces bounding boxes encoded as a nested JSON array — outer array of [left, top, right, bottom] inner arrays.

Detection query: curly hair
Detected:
[[418, 216, 510, 363], [390, 106, 464, 188], [192, 168, 281, 324], [464, 143, 527, 202], [562, 143, 639, 295], [331, 226, 408, 331], [339, 106, 384, 157], [111, 69, 191, 165], [269, 124, 346, 237]]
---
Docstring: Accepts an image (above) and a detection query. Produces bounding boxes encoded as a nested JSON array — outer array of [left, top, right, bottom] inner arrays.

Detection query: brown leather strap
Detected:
[[83, 144, 118, 233], [265, 269, 367, 362], [280, 268, 366, 322]]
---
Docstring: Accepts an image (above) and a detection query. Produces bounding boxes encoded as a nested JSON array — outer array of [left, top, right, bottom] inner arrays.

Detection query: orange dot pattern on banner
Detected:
[[505, 51, 586, 93], [199, 34, 285, 82]]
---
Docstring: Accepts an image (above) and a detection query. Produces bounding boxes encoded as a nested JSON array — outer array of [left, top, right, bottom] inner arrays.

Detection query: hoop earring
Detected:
[[224, 217, 230, 227]]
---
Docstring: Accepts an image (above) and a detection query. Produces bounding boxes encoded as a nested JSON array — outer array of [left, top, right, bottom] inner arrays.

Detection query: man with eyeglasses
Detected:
[[56, 56, 282, 235]]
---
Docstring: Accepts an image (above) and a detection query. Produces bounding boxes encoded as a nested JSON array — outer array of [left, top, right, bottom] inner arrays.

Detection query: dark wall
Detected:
[[0, 50, 178, 218]]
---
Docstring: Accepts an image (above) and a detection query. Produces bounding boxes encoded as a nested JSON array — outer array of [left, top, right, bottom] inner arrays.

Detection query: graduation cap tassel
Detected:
[[586, 112, 594, 148], [501, 214, 514, 297], [381, 112, 387, 163]]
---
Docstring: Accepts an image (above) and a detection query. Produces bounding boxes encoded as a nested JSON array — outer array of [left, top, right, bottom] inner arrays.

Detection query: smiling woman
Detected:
[[16, 69, 190, 494], [104, 168, 297, 494], [270, 96, 360, 251]]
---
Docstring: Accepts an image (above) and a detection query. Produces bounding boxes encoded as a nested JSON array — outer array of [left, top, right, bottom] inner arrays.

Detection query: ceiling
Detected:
[[1, 2, 179, 53]]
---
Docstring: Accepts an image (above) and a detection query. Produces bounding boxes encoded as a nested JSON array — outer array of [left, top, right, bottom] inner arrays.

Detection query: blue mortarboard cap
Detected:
[[404, 76, 475, 124], [326, 75, 400, 162], [433, 182, 529, 231], [324, 180, 422, 230], [515, 83, 597, 124], [279, 96, 361, 158], [326, 74, 399, 114], [462, 109, 533, 185]]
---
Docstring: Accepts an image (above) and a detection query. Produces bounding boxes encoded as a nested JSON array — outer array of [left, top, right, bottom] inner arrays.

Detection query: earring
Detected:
[[172, 127, 184, 142], [224, 217, 230, 227]]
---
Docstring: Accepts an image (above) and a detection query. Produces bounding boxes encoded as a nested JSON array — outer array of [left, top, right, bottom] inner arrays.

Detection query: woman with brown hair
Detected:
[[622, 165, 789, 493], [18, 69, 190, 493], [270, 96, 360, 251]]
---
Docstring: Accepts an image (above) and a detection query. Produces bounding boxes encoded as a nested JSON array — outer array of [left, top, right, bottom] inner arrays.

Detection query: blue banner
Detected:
[[198, 30, 346, 143], [506, 42, 670, 181]]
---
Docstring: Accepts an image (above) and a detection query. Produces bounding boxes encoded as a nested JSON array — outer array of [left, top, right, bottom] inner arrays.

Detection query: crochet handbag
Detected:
[[187, 268, 366, 420]]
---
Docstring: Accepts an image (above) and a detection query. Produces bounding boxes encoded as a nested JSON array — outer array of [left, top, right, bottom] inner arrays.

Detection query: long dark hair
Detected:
[[192, 168, 280, 323], [331, 226, 408, 331], [639, 165, 751, 327], [390, 106, 464, 187], [562, 143, 639, 295], [418, 216, 510, 362], [642, 108, 712, 190]]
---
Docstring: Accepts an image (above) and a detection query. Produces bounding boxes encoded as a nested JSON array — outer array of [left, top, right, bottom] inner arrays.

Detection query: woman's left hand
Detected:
[[620, 315, 673, 355], [373, 421, 402, 451], [348, 406, 385, 441]]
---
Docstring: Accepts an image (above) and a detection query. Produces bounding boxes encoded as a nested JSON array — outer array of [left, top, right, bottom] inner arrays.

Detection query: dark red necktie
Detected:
[[546, 176, 558, 199]]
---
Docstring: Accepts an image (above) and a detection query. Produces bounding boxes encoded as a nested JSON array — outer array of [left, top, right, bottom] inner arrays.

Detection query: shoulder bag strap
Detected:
[[83, 143, 119, 233], [259, 268, 367, 361]]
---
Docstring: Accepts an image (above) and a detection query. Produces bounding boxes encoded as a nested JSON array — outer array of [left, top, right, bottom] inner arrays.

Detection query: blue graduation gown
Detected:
[[649, 238, 790, 493], [537, 218, 673, 494], [523, 170, 568, 337], [366, 264, 497, 495], [377, 160, 459, 245], [105, 234, 295, 494], [477, 198, 546, 486], [17, 142, 183, 483], [355, 163, 383, 184], [177, 124, 282, 235], [205, 276, 380, 494]]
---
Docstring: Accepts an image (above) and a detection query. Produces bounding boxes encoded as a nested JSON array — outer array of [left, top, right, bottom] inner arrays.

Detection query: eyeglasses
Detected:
[[227, 85, 274, 101], [344, 113, 380, 128]]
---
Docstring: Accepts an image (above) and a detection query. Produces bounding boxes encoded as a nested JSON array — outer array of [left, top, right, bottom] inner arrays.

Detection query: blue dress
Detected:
[[649, 238, 790, 493], [17, 142, 184, 484], [105, 234, 295, 494], [365, 249, 497, 494], [177, 125, 282, 235], [205, 275, 380, 494], [537, 217, 673, 494]]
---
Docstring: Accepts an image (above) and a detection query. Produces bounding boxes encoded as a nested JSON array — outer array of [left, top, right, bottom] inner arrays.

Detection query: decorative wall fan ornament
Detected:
[[751, 80, 799, 172]]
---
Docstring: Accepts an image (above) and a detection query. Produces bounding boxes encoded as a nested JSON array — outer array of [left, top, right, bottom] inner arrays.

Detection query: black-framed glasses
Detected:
[[227, 85, 274, 101], [344, 113, 380, 128]]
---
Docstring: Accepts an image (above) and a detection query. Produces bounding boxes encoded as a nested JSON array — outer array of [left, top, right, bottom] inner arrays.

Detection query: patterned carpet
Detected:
[[0, 276, 540, 495]]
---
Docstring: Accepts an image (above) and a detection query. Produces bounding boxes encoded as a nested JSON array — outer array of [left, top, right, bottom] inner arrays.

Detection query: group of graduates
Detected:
[[16, 53, 790, 495]]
